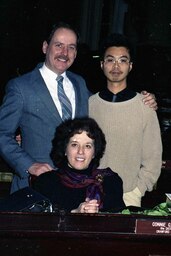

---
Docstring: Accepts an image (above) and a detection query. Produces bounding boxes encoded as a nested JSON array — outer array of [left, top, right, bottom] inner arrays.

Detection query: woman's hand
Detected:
[[71, 198, 99, 213]]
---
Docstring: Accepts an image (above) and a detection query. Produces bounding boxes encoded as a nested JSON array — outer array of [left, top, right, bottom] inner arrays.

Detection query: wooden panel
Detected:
[[0, 212, 171, 256]]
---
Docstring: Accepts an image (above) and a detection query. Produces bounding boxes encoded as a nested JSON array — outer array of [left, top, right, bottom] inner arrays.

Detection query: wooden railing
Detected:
[[0, 211, 171, 256]]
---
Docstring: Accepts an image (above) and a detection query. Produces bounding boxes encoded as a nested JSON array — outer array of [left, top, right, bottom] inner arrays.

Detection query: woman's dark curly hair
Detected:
[[51, 117, 106, 168]]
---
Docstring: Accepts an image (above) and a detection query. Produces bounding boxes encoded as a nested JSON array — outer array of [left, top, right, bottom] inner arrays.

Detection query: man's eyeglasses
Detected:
[[103, 56, 130, 65]]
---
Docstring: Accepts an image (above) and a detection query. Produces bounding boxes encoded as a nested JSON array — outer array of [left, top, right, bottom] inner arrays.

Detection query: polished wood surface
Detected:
[[0, 212, 171, 256]]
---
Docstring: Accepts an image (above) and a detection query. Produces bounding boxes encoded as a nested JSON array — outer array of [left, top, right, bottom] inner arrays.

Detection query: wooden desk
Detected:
[[0, 212, 171, 256]]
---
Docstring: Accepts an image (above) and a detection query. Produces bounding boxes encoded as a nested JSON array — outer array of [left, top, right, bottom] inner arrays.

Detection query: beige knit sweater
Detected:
[[89, 92, 162, 195]]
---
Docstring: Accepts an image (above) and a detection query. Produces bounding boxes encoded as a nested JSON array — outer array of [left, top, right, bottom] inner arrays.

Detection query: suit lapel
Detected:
[[31, 68, 62, 122], [31, 68, 83, 122]]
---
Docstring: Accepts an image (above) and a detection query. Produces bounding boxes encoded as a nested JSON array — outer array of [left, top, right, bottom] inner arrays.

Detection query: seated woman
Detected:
[[32, 117, 125, 213]]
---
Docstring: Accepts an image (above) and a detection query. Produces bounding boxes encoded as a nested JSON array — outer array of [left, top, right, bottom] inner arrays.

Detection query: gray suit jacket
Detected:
[[0, 64, 91, 192]]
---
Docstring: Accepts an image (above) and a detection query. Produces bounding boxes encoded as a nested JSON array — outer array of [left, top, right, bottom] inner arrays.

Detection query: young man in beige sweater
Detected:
[[89, 33, 162, 207]]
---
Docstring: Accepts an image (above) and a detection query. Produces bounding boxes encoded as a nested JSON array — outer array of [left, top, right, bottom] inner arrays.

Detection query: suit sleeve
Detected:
[[0, 79, 35, 178]]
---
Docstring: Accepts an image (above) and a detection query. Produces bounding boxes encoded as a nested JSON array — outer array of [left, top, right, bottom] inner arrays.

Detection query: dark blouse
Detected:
[[33, 165, 125, 213]]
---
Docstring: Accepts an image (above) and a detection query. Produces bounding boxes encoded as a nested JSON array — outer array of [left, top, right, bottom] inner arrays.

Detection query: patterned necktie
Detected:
[[57, 75, 72, 121]]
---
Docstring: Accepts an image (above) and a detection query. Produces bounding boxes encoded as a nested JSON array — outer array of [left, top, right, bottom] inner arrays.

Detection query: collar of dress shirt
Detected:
[[99, 87, 136, 102], [39, 63, 67, 80]]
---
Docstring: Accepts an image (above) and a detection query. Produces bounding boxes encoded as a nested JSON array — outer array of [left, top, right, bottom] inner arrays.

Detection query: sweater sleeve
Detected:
[[137, 109, 162, 195]]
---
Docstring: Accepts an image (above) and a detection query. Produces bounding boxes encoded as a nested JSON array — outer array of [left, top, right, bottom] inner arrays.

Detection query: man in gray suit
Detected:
[[0, 22, 157, 193], [0, 22, 91, 192]]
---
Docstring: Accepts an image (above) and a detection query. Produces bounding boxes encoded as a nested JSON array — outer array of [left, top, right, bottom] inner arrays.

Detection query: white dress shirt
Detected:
[[39, 63, 76, 119]]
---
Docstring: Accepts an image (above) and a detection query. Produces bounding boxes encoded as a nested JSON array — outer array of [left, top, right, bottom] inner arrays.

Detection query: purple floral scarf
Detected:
[[57, 165, 113, 209]]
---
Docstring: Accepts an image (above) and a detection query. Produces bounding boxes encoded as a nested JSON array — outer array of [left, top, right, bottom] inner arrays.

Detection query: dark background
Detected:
[[0, 0, 171, 135]]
